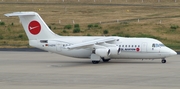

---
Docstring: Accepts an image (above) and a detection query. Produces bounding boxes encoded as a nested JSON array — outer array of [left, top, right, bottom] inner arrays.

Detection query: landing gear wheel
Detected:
[[103, 59, 110, 62], [161, 58, 166, 63], [102, 59, 110, 62], [101, 58, 111, 62], [92, 61, 100, 64]]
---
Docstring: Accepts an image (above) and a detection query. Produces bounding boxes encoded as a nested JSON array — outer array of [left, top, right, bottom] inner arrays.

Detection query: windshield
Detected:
[[159, 44, 165, 47], [152, 43, 165, 47]]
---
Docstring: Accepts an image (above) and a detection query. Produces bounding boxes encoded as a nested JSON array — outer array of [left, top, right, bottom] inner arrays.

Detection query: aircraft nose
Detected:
[[169, 49, 177, 56], [161, 47, 177, 56]]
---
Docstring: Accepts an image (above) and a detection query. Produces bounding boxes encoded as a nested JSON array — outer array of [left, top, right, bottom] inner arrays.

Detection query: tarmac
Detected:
[[0, 51, 180, 89]]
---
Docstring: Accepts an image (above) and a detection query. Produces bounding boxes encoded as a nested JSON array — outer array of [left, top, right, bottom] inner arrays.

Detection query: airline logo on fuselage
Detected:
[[28, 20, 41, 35], [121, 48, 140, 52]]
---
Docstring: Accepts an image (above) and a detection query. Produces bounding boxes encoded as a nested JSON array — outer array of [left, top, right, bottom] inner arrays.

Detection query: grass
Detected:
[[0, 1, 180, 50]]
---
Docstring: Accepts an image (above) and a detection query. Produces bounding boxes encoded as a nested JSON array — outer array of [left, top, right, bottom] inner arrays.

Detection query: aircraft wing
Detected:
[[66, 37, 116, 49]]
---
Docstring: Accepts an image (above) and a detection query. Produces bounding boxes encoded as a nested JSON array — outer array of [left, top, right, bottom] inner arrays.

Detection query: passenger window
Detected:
[[129, 45, 130, 47], [122, 45, 124, 47], [132, 45, 133, 47], [119, 45, 121, 47], [135, 45, 136, 47], [125, 45, 127, 47], [138, 45, 140, 47]]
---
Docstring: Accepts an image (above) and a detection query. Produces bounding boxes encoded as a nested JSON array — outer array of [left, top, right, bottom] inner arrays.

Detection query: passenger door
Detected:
[[141, 42, 147, 52]]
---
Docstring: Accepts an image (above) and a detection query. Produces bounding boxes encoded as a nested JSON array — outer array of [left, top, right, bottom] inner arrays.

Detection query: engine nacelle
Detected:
[[108, 47, 121, 55], [93, 48, 110, 57]]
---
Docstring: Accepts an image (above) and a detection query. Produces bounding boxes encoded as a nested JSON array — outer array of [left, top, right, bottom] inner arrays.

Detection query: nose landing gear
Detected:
[[161, 58, 166, 63]]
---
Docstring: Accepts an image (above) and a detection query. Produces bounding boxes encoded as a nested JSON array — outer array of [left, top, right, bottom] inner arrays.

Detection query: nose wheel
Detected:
[[161, 58, 166, 63]]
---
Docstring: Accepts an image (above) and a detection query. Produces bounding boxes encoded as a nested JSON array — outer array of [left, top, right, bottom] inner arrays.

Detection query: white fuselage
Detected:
[[30, 36, 176, 59], [5, 12, 177, 64]]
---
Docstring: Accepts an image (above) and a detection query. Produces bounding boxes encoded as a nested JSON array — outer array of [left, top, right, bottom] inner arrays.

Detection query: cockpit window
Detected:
[[159, 44, 165, 47], [155, 44, 159, 47], [152, 43, 165, 47], [152, 44, 155, 47]]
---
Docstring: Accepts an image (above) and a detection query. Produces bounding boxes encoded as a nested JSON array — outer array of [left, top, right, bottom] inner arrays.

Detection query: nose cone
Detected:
[[161, 47, 177, 57], [169, 49, 177, 56]]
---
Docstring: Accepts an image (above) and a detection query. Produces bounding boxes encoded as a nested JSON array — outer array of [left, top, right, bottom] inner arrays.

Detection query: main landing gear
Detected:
[[161, 58, 166, 63], [90, 54, 101, 64], [91, 58, 111, 64], [92, 61, 100, 64], [101, 57, 111, 62]]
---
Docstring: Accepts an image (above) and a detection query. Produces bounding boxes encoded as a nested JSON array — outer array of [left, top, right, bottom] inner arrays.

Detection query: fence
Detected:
[[1, 0, 180, 26], [0, 0, 179, 3]]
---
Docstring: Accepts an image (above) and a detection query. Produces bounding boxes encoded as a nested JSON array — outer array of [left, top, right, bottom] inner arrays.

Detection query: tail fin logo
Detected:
[[28, 20, 41, 35]]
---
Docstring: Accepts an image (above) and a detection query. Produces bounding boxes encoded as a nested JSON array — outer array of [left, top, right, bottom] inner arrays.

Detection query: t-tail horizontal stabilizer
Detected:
[[5, 12, 58, 40]]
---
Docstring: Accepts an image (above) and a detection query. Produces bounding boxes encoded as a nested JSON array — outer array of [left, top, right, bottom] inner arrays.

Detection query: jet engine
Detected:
[[97, 43, 121, 55], [93, 48, 110, 57], [108, 47, 121, 55]]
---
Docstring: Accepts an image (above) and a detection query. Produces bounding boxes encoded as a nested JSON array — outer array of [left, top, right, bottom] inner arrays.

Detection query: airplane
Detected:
[[4, 12, 177, 64]]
